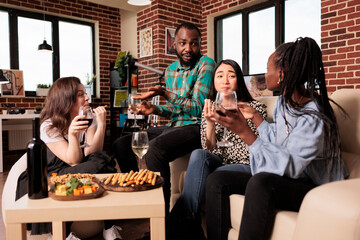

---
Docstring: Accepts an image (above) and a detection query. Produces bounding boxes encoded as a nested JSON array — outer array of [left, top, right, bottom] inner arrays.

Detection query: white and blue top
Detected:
[[248, 96, 348, 185]]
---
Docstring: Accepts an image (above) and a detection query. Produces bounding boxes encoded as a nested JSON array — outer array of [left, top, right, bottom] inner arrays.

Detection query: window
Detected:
[[59, 21, 94, 82], [0, 10, 10, 69], [215, 0, 321, 75], [285, 0, 321, 45], [0, 7, 95, 94], [249, 7, 275, 74], [18, 17, 53, 91]]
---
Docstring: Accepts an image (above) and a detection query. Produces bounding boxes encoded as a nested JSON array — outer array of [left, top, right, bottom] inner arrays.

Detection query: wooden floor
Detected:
[[0, 150, 150, 240]]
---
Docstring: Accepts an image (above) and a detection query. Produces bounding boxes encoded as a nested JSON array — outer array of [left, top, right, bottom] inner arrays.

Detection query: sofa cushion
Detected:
[[342, 151, 360, 179], [229, 194, 297, 240]]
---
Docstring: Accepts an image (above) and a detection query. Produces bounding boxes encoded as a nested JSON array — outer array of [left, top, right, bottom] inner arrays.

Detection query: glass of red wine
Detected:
[[78, 106, 94, 148], [215, 90, 237, 147]]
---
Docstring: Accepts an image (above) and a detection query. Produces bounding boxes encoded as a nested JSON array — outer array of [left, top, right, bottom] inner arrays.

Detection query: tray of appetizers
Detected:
[[95, 170, 164, 192], [49, 173, 104, 201]]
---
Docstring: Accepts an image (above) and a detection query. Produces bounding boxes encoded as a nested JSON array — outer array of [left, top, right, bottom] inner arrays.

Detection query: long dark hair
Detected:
[[41, 77, 81, 137], [212, 59, 254, 102], [274, 37, 343, 170]]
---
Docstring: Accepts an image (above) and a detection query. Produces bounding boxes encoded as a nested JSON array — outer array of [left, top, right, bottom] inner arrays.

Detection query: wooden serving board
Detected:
[[95, 175, 164, 192], [49, 182, 105, 201]]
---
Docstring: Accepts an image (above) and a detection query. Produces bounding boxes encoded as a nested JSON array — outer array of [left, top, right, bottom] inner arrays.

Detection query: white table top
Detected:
[[0, 113, 40, 120], [5, 174, 165, 224]]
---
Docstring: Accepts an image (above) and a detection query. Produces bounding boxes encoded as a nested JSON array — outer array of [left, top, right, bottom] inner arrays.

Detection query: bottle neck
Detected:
[[32, 118, 40, 139]]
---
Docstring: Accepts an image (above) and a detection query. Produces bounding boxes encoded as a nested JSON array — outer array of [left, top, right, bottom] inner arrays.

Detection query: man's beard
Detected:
[[176, 51, 201, 67]]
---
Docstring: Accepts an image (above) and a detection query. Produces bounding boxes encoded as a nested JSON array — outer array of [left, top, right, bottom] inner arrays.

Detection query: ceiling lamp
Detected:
[[127, 0, 151, 6], [38, 0, 53, 52], [38, 39, 53, 52]]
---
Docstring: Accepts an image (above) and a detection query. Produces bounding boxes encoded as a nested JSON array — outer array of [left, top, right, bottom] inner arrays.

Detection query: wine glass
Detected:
[[215, 90, 237, 147], [78, 106, 94, 148], [131, 131, 149, 170], [128, 93, 141, 128]]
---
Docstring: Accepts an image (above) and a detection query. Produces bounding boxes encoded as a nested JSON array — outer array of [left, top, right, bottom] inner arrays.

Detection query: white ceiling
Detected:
[[84, 0, 148, 12]]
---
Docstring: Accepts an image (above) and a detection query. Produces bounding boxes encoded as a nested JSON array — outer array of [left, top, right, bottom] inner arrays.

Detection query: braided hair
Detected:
[[274, 37, 344, 173]]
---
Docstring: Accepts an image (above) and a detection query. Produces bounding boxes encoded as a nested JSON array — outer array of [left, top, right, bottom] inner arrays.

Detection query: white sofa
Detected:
[[170, 89, 360, 240]]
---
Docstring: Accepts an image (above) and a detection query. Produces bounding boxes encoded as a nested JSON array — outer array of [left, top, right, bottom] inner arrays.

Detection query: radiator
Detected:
[[8, 129, 32, 150]]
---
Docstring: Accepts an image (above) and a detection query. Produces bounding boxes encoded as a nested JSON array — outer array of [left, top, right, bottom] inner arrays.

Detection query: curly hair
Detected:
[[40, 77, 81, 137]]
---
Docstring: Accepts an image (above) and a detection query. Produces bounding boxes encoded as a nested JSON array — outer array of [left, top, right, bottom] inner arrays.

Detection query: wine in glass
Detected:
[[128, 93, 141, 128], [131, 131, 149, 170], [215, 90, 237, 147], [78, 106, 94, 148]]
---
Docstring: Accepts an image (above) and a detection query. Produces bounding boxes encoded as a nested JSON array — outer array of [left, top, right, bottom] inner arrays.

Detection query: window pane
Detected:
[[222, 14, 242, 67], [0, 10, 10, 69], [285, 0, 321, 45], [249, 7, 275, 74], [18, 17, 53, 91], [59, 21, 93, 86]]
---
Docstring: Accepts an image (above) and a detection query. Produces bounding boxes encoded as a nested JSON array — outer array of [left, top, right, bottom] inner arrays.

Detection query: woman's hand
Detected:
[[68, 115, 88, 137], [214, 106, 257, 145], [93, 106, 106, 129], [204, 99, 215, 124], [238, 102, 264, 127]]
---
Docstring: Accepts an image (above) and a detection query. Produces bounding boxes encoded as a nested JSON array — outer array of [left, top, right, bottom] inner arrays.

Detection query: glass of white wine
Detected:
[[131, 131, 149, 170], [128, 93, 141, 128]]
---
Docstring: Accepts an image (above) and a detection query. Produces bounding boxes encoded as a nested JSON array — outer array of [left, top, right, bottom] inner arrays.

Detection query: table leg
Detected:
[[150, 217, 165, 240], [52, 221, 66, 240], [6, 223, 26, 240]]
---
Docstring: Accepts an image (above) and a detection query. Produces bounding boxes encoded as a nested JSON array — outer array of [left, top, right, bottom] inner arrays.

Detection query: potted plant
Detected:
[[36, 83, 51, 97], [85, 74, 96, 103], [35, 105, 43, 114], [115, 52, 132, 88]]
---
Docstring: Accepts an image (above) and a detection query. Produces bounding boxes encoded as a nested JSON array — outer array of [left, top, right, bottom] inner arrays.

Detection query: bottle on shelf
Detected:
[[27, 118, 48, 199]]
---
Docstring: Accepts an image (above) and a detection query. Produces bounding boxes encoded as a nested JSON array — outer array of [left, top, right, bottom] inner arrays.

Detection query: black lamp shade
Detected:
[[38, 40, 53, 52], [0, 70, 9, 83]]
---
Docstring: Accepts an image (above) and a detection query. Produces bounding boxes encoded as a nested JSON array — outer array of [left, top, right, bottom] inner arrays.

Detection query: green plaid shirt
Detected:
[[156, 55, 215, 126]]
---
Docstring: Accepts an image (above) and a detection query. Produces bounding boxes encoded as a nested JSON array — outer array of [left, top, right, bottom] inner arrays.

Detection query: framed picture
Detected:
[[113, 90, 128, 108], [165, 27, 176, 56], [140, 28, 153, 58], [1, 69, 24, 96], [244, 74, 273, 98]]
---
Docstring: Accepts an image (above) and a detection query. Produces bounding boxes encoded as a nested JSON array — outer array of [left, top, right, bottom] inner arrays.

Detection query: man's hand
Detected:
[[136, 100, 159, 116], [133, 85, 165, 100]]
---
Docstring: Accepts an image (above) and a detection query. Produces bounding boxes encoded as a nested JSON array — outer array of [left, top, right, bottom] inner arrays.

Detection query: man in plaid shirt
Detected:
[[112, 22, 215, 214]]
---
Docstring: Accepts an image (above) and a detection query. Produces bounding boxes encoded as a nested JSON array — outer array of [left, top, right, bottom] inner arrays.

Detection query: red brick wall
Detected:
[[0, 0, 121, 111], [321, 0, 360, 91]]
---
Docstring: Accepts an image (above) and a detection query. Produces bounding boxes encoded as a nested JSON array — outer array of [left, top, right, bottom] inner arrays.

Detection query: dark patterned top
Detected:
[[200, 100, 267, 165]]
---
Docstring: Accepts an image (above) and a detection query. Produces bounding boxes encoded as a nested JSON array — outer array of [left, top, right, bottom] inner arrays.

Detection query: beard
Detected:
[[176, 50, 201, 68]]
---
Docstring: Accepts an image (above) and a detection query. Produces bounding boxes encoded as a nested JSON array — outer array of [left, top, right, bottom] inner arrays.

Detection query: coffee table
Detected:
[[4, 174, 165, 240]]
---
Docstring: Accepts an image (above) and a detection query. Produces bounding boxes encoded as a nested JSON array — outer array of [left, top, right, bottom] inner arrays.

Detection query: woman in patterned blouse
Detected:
[[166, 59, 267, 240]]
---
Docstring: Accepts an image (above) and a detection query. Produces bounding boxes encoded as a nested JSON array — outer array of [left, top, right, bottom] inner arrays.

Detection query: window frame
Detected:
[[1, 6, 96, 96], [214, 0, 284, 75]]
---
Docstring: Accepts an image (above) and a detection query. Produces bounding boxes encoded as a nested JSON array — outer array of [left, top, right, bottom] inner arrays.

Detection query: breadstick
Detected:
[[130, 172, 138, 181], [151, 174, 157, 186], [140, 171, 150, 185], [137, 169, 147, 181], [147, 171, 154, 183], [135, 169, 145, 180], [111, 173, 120, 185], [120, 173, 128, 185], [124, 180, 136, 186], [104, 174, 114, 185], [126, 170, 134, 182]]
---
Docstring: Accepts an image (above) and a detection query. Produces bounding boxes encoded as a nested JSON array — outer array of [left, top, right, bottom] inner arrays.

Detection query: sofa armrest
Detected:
[[170, 153, 190, 210], [293, 178, 360, 240]]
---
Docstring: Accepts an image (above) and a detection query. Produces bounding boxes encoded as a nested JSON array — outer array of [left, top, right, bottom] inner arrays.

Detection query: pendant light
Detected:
[[38, 0, 53, 52], [127, 0, 151, 6]]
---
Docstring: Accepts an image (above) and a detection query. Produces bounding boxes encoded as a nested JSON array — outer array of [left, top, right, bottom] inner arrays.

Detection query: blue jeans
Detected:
[[180, 149, 251, 214]]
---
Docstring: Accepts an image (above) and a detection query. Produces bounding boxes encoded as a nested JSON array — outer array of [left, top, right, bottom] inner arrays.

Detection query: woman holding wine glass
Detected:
[[16, 77, 120, 239], [166, 60, 267, 240]]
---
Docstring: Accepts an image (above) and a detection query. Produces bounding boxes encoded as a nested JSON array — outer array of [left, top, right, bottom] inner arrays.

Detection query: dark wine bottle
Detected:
[[27, 118, 48, 199]]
